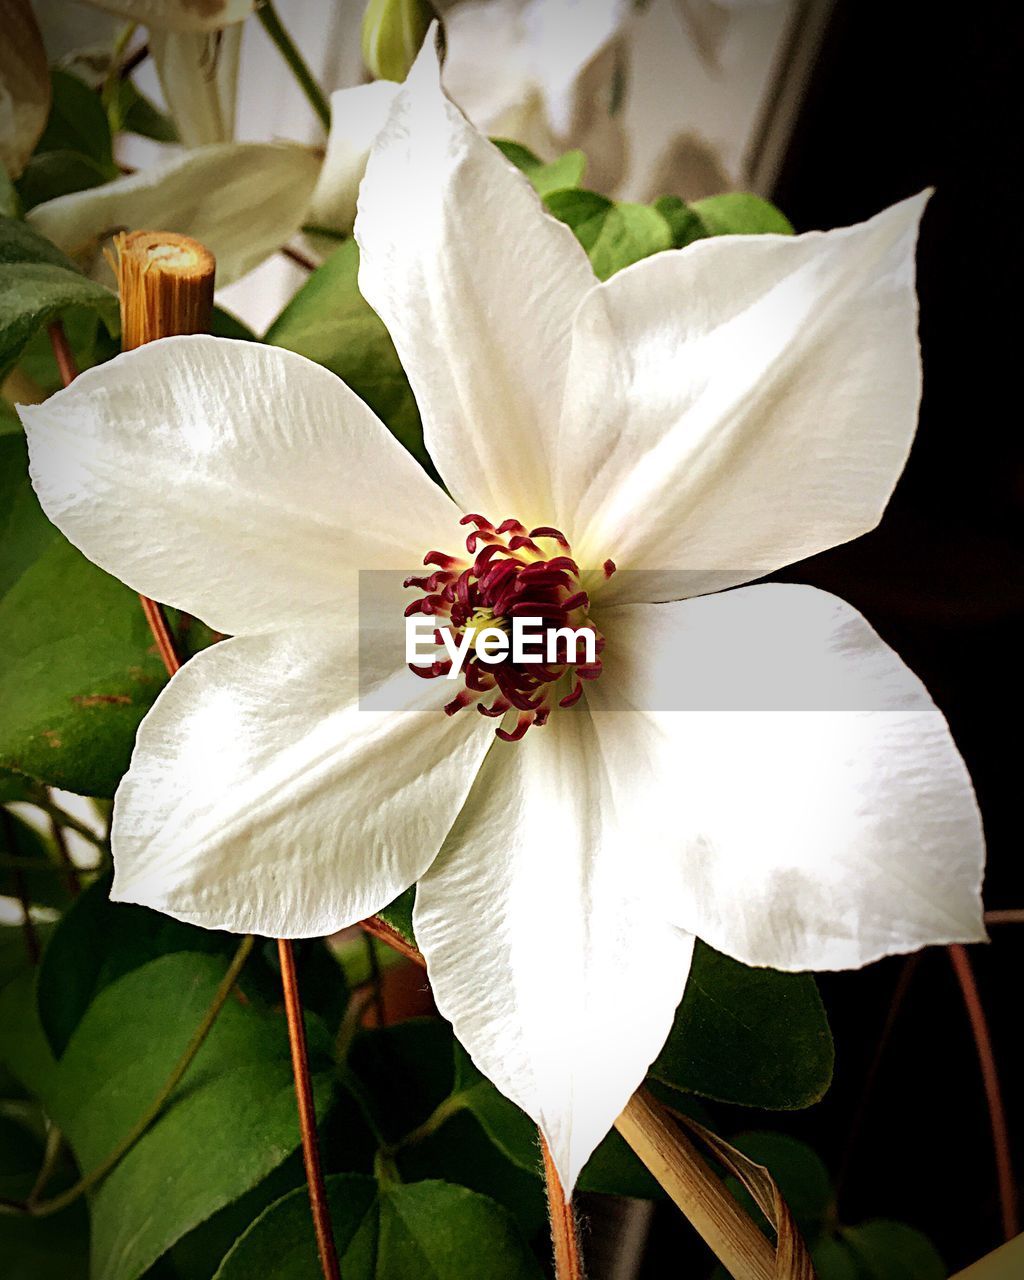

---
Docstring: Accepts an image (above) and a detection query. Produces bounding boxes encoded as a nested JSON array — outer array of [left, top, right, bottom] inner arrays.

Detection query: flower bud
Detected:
[[361, 0, 434, 83]]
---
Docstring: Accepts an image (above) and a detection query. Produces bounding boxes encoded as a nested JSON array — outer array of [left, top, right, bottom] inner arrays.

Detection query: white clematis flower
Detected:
[[19, 37, 986, 1194], [26, 80, 397, 285]]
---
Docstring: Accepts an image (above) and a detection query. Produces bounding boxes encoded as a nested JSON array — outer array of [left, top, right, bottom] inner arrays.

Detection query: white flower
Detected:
[[19, 36, 985, 1194]]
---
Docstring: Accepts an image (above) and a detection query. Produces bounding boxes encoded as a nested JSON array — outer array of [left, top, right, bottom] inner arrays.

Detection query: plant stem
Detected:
[[25, 935, 254, 1217], [257, 1, 331, 130], [47, 810, 81, 897], [948, 944, 1019, 1239], [985, 909, 1024, 925], [386, 1093, 468, 1155], [278, 939, 342, 1280], [542, 1134, 585, 1280], [47, 321, 78, 385], [280, 244, 317, 272]]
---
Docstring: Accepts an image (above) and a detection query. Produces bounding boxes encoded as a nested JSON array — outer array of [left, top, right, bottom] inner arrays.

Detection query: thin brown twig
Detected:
[[359, 915, 425, 967], [985, 909, 1024, 925], [542, 1134, 586, 1279], [47, 807, 82, 898], [280, 244, 317, 272], [138, 594, 183, 674], [47, 321, 78, 385], [948, 944, 1019, 1240], [278, 939, 341, 1280]]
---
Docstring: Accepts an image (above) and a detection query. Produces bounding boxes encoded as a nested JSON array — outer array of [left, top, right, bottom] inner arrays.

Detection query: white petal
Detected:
[[112, 625, 493, 936], [415, 708, 695, 1193], [355, 29, 596, 527], [20, 336, 461, 636], [522, 0, 632, 138], [587, 583, 986, 970], [149, 24, 242, 146], [305, 81, 401, 237], [557, 194, 931, 602], [85, 0, 254, 33], [27, 142, 321, 286]]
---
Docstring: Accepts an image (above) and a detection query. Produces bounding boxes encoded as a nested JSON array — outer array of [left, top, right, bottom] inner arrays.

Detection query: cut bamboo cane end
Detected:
[[114, 230, 216, 350]]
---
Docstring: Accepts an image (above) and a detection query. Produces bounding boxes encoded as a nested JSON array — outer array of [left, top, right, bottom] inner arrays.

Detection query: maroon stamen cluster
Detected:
[[405, 515, 615, 740]]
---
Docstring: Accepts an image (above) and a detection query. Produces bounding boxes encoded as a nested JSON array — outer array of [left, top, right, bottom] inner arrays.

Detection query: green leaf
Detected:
[[0, 1111, 89, 1280], [0, 433, 59, 596], [690, 192, 794, 237], [35, 70, 117, 176], [15, 150, 111, 211], [1, 952, 336, 1280], [376, 886, 416, 946], [544, 189, 674, 279], [840, 1221, 945, 1280], [650, 942, 833, 1109], [264, 239, 428, 472], [105, 78, 178, 144], [0, 215, 118, 382], [653, 194, 708, 249], [0, 536, 171, 796], [493, 139, 587, 196], [349, 1019, 544, 1236], [214, 1173, 543, 1280], [15, 304, 119, 395], [36, 874, 227, 1057]]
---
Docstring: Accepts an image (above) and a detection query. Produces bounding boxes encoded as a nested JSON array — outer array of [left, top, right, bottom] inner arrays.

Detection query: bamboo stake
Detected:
[[614, 1091, 780, 1280], [114, 231, 214, 349]]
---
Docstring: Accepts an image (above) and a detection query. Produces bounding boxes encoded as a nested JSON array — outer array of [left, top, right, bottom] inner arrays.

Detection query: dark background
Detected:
[[641, 1, 1024, 1273]]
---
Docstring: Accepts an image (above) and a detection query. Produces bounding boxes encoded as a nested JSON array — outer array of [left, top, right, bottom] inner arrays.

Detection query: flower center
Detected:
[[404, 515, 615, 741]]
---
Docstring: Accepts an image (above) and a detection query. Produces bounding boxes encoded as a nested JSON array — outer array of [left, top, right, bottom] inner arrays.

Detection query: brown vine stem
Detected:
[[47, 805, 81, 898], [948, 944, 1019, 1240], [984, 909, 1024, 925], [542, 1134, 586, 1279]]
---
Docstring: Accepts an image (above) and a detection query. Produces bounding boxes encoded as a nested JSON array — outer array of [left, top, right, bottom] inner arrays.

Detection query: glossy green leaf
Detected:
[[0, 215, 118, 381], [36, 874, 227, 1057], [214, 1173, 543, 1280], [653, 194, 708, 248], [16, 150, 111, 211], [0, 952, 336, 1280], [690, 192, 794, 237], [544, 188, 673, 279], [376, 886, 416, 946], [14, 303, 120, 394], [264, 239, 427, 470], [493, 139, 587, 196], [0, 433, 59, 595], [0, 535, 171, 796], [650, 942, 833, 1109], [35, 70, 117, 176]]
